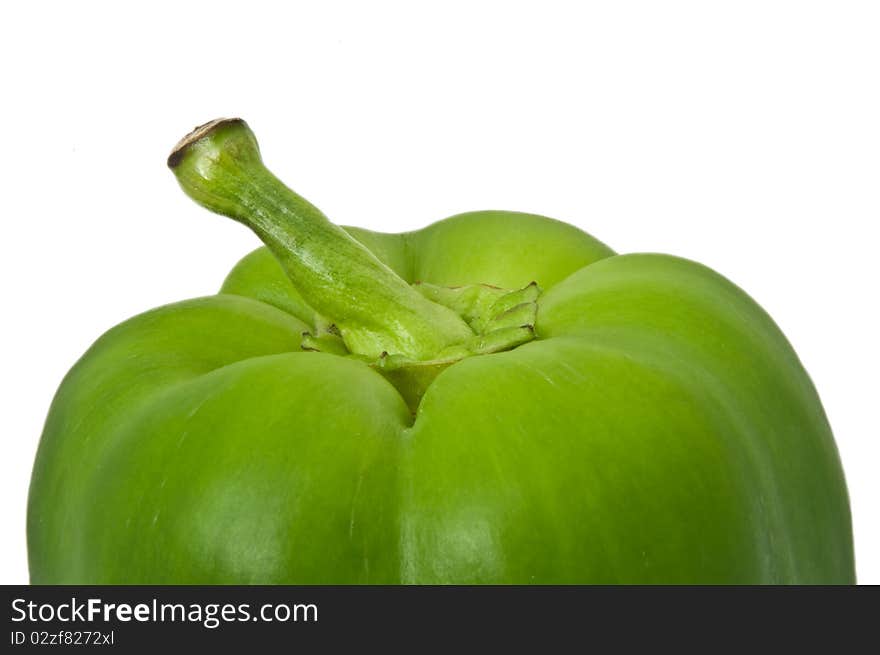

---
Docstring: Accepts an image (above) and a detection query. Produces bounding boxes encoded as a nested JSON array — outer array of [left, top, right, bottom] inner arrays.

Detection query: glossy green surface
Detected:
[[28, 208, 853, 583]]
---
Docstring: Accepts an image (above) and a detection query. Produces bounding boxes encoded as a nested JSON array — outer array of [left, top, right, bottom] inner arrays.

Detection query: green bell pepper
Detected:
[[27, 119, 854, 584]]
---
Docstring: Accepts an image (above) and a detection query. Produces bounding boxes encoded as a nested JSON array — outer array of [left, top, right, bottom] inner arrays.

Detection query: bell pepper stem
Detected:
[[168, 119, 473, 361]]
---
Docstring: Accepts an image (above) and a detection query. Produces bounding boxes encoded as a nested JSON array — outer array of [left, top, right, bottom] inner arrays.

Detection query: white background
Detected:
[[1, 1, 877, 584]]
